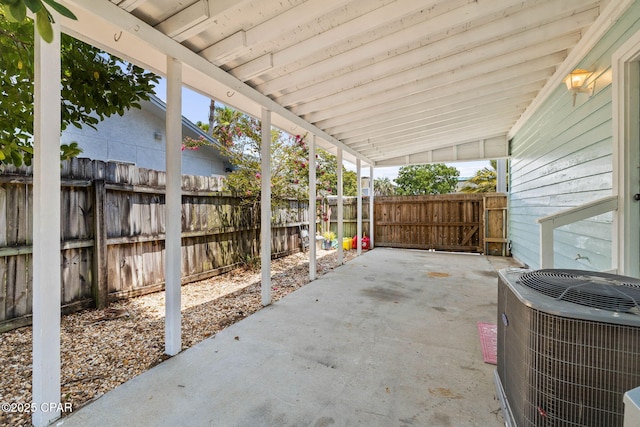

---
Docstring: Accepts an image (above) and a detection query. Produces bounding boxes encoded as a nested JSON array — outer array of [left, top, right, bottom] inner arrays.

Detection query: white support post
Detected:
[[261, 108, 272, 306], [308, 135, 317, 280], [32, 18, 62, 427], [369, 165, 374, 249], [539, 222, 554, 269], [357, 159, 362, 255], [497, 159, 507, 193], [165, 57, 182, 356], [336, 148, 344, 264]]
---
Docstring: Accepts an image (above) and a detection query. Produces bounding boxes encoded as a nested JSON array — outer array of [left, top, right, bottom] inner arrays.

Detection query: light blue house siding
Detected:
[[509, 2, 640, 271], [61, 95, 229, 178]]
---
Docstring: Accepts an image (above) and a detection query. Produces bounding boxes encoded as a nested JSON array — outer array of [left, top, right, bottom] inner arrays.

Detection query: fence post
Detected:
[[92, 179, 108, 309]]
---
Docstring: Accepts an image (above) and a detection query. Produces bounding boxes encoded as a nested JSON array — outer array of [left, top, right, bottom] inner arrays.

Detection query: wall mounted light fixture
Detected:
[[564, 69, 595, 106]]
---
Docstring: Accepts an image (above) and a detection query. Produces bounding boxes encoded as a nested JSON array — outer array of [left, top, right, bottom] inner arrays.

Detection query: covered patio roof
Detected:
[[25, 1, 635, 425], [60, 0, 619, 166]]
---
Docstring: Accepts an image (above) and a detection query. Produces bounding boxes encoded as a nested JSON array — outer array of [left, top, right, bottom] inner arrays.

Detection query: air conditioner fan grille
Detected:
[[518, 269, 640, 313]]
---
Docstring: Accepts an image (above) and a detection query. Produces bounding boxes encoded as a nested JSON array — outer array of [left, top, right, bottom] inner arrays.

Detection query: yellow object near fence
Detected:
[[343, 237, 351, 250]]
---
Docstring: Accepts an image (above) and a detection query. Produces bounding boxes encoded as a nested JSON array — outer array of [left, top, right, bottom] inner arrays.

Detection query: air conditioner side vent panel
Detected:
[[497, 268, 640, 426]]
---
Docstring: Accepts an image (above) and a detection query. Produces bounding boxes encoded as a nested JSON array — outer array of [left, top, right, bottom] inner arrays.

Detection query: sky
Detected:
[[155, 81, 490, 181]]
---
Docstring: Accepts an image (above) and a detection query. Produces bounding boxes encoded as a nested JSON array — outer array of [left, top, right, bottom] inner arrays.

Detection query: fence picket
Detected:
[[0, 160, 506, 332], [0, 160, 312, 332], [372, 194, 505, 252]]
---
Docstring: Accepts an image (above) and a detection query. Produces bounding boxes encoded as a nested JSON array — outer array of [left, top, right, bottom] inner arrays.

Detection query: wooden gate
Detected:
[[374, 194, 507, 253]]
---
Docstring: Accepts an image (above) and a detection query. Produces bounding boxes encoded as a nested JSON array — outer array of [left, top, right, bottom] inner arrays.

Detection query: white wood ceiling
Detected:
[[62, 0, 611, 166]]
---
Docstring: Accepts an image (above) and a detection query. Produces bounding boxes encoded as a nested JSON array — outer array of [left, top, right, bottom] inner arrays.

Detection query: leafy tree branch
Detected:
[[1, 0, 76, 42], [394, 164, 460, 195], [0, 8, 159, 166]]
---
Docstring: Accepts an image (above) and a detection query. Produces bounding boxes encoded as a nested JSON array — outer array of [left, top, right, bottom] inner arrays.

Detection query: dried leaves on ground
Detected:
[[0, 249, 356, 426]]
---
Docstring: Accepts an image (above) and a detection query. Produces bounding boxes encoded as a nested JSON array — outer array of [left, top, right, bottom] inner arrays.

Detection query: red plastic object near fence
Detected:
[[351, 234, 370, 250]]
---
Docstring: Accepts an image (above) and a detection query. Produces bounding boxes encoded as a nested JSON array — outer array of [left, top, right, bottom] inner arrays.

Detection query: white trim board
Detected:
[[612, 28, 640, 278]]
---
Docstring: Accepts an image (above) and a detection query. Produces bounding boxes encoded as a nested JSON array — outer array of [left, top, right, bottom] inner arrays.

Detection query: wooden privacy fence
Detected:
[[325, 196, 370, 238], [0, 158, 308, 332], [374, 194, 507, 254]]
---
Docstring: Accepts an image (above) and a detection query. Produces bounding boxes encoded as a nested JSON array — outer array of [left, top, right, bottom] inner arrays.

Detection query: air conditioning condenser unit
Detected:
[[495, 268, 640, 426]]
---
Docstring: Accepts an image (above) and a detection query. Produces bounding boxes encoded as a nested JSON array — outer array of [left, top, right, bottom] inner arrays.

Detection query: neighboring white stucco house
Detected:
[[61, 93, 231, 178]]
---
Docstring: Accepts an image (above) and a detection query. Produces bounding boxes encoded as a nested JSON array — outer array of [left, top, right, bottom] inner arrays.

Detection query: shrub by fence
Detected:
[[0, 158, 308, 332]]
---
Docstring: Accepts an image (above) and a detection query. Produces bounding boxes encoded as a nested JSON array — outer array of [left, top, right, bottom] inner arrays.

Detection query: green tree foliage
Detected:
[[394, 164, 460, 195], [460, 160, 499, 193], [1, 0, 76, 42], [342, 170, 357, 196], [374, 177, 395, 196], [204, 106, 331, 202], [311, 149, 357, 197], [192, 106, 358, 200], [195, 121, 210, 134], [0, 8, 159, 166]]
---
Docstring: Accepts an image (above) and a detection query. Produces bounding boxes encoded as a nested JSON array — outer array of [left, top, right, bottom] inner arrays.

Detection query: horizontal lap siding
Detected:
[[509, 3, 640, 270]]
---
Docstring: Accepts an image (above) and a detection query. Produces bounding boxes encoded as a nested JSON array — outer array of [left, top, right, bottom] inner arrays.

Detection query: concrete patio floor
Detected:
[[55, 248, 521, 427]]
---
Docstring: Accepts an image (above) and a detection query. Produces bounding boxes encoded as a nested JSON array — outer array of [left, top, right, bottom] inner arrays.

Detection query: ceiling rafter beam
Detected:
[[307, 72, 550, 127], [61, 0, 373, 166], [348, 112, 521, 150], [260, 0, 595, 97], [292, 40, 575, 116], [244, 0, 442, 88], [299, 54, 563, 120], [114, 0, 147, 12], [232, 53, 273, 81], [315, 76, 547, 130], [200, 31, 247, 65], [257, 0, 539, 95], [275, 12, 589, 107], [154, 0, 209, 40], [199, 0, 346, 68], [254, 0, 463, 93], [338, 102, 530, 146], [156, 0, 243, 43], [331, 91, 537, 140], [369, 141, 507, 162], [343, 107, 519, 151]]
